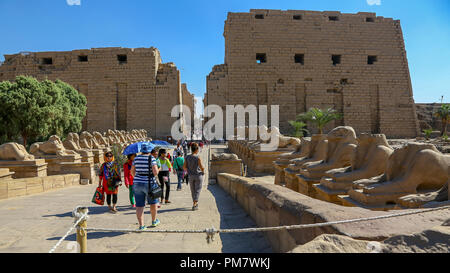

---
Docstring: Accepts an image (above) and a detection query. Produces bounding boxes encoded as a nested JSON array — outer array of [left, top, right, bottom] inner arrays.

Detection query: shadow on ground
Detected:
[[47, 231, 126, 242], [207, 184, 273, 253], [122, 207, 192, 215], [42, 205, 135, 218]]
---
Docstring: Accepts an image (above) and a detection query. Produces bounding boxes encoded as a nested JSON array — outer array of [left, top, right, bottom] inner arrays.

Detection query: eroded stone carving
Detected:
[[106, 130, 120, 145], [274, 137, 311, 185], [278, 135, 302, 149], [0, 142, 47, 178], [63, 133, 93, 157], [93, 131, 110, 147], [315, 134, 394, 203], [79, 131, 93, 149], [0, 143, 35, 161], [343, 142, 450, 208], [212, 153, 239, 161], [397, 184, 448, 208], [30, 135, 79, 157], [296, 126, 358, 196], [285, 134, 329, 174]]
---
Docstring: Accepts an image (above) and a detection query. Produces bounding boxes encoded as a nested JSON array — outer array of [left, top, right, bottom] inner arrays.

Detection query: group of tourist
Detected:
[[97, 140, 205, 230]]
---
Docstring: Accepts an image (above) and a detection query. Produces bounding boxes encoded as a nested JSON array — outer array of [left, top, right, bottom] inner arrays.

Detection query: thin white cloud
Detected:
[[367, 0, 381, 5], [67, 0, 81, 6]]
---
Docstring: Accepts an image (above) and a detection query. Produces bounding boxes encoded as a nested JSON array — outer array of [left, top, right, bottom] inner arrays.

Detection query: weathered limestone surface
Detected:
[[415, 103, 447, 132], [228, 127, 301, 175], [296, 126, 358, 197], [63, 133, 95, 163], [210, 152, 243, 179], [284, 134, 329, 192], [93, 131, 110, 148], [315, 134, 394, 204], [30, 135, 96, 183], [396, 166, 450, 208], [291, 223, 450, 253], [340, 143, 450, 210], [0, 173, 81, 200], [206, 9, 419, 138], [0, 143, 48, 178], [0, 142, 35, 161], [217, 173, 449, 252], [274, 137, 312, 186], [0, 47, 195, 139]]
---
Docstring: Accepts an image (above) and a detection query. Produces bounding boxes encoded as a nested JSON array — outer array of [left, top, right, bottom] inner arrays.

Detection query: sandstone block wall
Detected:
[[182, 83, 196, 136], [0, 47, 194, 139], [0, 173, 81, 200], [415, 103, 446, 132], [206, 10, 419, 138]]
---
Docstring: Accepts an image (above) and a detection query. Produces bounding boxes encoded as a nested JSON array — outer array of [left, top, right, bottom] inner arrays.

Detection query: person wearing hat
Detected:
[[98, 151, 122, 213], [131, 144, 161, 230]]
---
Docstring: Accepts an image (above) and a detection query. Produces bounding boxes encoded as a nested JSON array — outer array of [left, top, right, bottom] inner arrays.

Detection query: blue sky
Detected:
[[0, 0, 449, 109]]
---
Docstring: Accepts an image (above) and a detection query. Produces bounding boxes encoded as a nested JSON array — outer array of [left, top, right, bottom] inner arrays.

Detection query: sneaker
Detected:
[[151, 219, 161, 227], [193, 204, 199, 211], [165, 200, 171, 204], [138, 225, 147, 231]]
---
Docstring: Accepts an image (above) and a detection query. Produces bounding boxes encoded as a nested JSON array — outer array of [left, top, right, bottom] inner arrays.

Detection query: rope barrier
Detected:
[[82, 205, 450, 244], [47, 143, 449, 251], [48, 206, 89, 253]]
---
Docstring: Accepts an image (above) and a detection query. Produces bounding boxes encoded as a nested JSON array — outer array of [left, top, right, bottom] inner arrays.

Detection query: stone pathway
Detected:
[[0, 146, 272, 253]]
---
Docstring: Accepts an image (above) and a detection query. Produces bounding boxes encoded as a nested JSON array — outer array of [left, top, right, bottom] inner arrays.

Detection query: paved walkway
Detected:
[[0, 146, 272, 253]]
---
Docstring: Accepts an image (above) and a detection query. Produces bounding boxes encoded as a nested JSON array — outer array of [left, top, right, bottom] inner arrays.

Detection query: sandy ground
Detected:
[[0, 147, 272, 253]]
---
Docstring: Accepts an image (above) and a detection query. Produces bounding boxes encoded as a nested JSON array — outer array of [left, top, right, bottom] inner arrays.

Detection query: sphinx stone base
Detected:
[[80, 154, 95, 164], [296, 174, 319, 198], [210, 159, 243, 179], [348, 188, 409, 208], [284, 169, 299, 192], [319, 177, 354, 192], [0, 174, 81, 200], [56, 161, 97, 184], [0, 168, 14, 200], [0, 160, 48, 178], [248, 149, 294, 174], [92, 149, 104, 164], [337, 188, 412, 211], [313, 184, 346, 205], [337, 194, 399, 211], [273, 162, 291, 186], [36, 155, 81, 175], [0, 168, 14, 181]]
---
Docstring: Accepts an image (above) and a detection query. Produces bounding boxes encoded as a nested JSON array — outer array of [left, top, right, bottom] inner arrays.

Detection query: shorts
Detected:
[[133, 182, 159, 207]]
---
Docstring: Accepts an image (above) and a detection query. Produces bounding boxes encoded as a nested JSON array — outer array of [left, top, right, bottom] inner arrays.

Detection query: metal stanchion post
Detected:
[[75, 207, 88, 253]]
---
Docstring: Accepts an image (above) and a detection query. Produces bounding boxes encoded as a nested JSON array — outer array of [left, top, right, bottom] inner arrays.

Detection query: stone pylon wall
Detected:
[[206, 9, 419, 138], [182, 83, 196, 134], [0, 47, 192, 139]]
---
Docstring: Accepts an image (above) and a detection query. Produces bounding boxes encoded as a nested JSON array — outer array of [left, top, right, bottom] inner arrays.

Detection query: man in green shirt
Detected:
[[173, 155, 185, 191]]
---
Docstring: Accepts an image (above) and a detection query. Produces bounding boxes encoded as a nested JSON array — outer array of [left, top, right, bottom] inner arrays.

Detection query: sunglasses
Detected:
[[106, 154, 113, 158]]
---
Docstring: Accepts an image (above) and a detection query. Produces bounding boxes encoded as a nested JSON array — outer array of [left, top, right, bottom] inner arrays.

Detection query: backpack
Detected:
[[148, 155, 162, 199]]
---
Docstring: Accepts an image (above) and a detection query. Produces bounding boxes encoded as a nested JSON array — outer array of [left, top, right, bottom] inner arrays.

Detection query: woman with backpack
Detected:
[[131, 144, 161, 230], [157, 149, 173, 204], [98, 151, 122, 213], [183, 142, 205, 211], [173, 152, 185, 191]]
